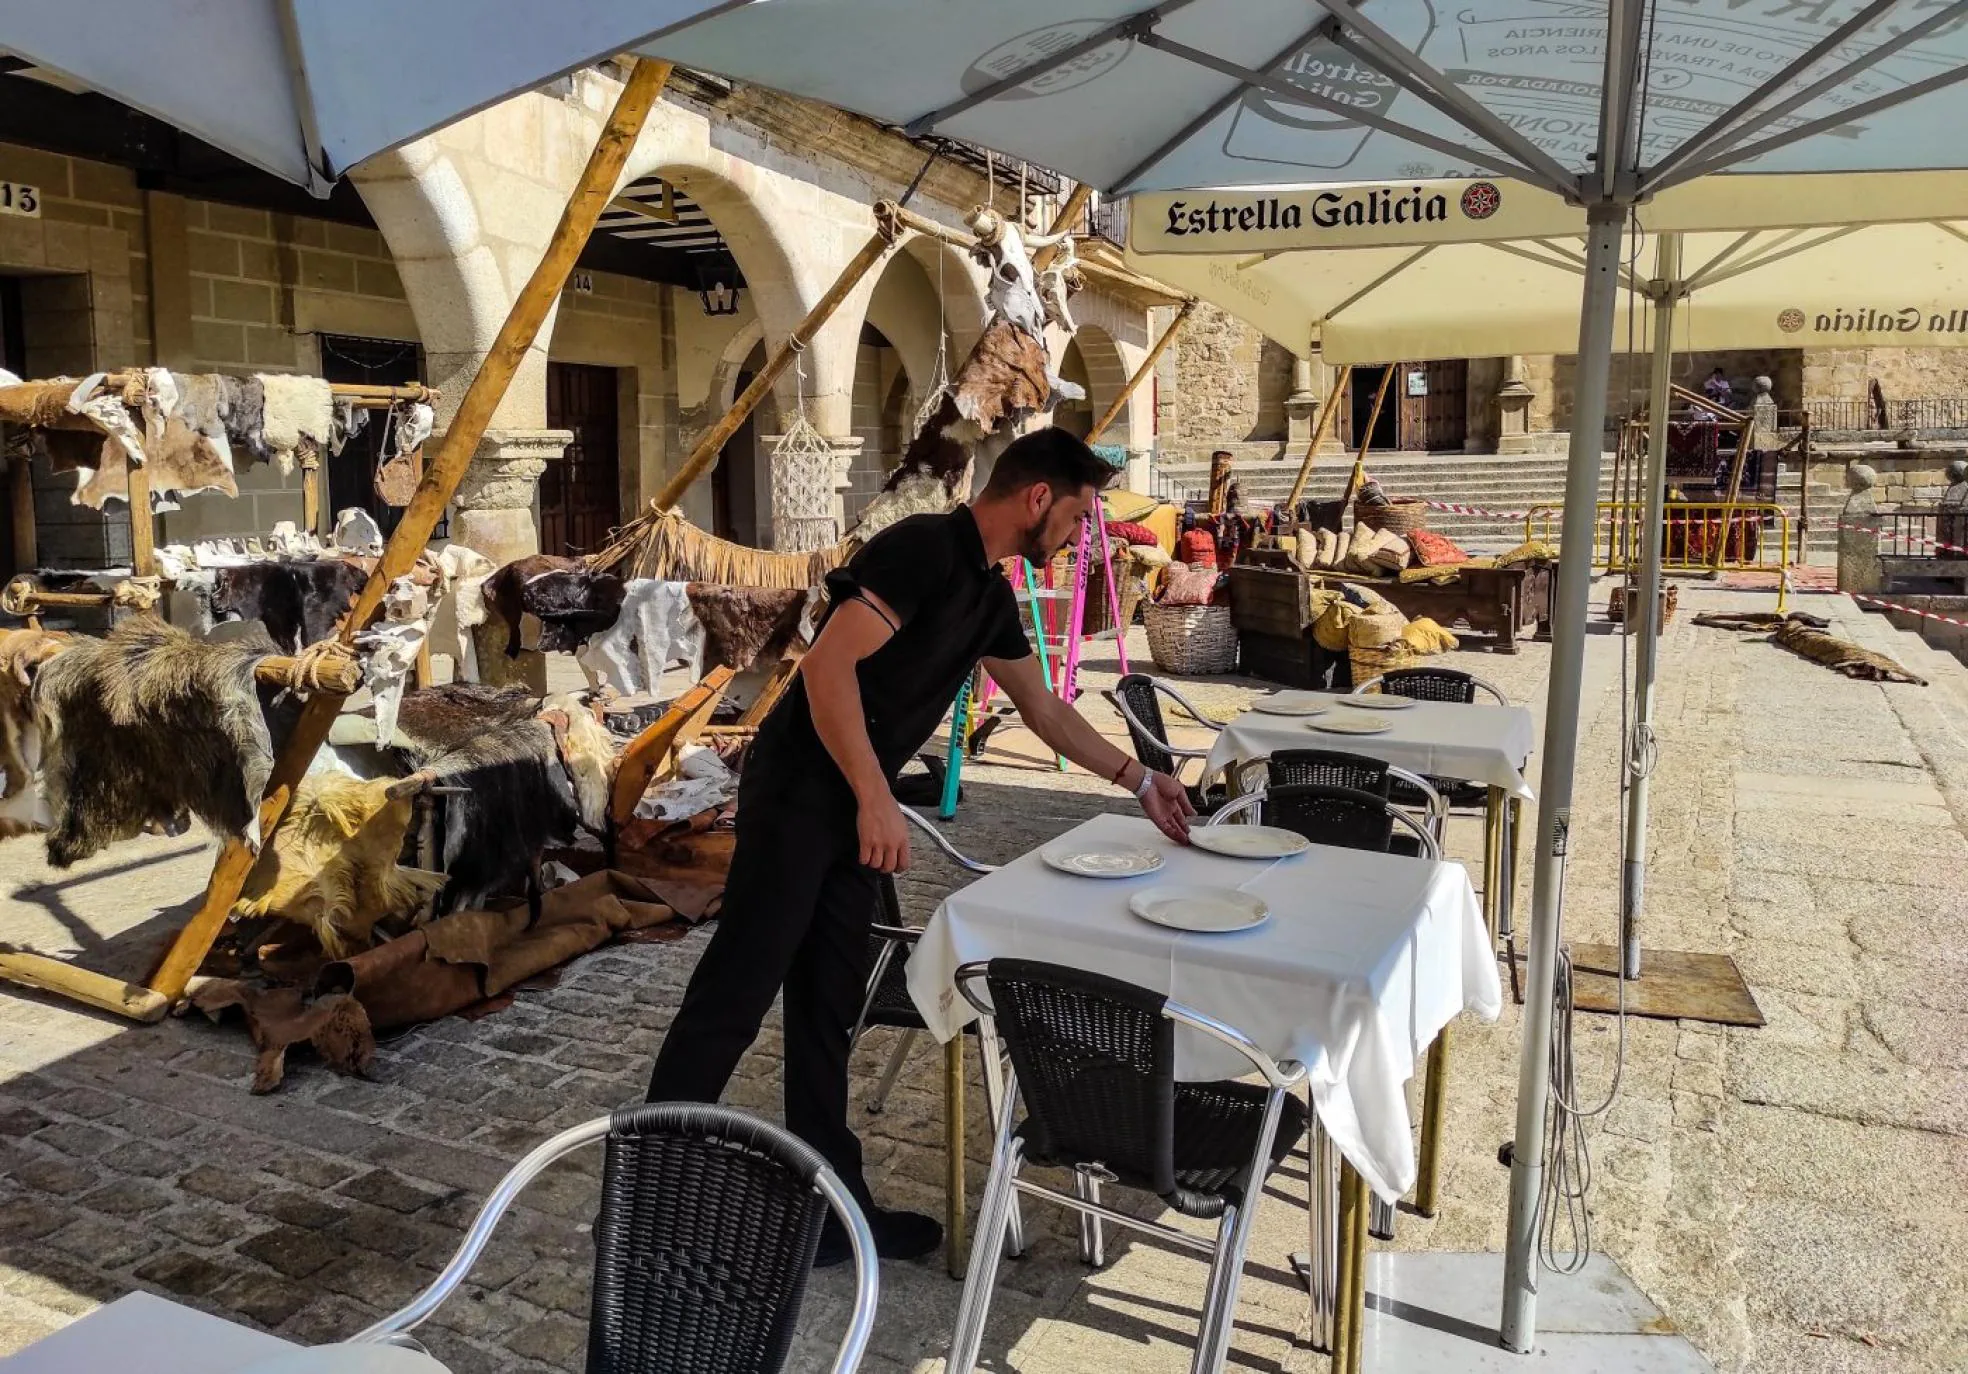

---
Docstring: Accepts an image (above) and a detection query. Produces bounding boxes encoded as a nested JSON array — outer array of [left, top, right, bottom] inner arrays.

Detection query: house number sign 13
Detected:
[[0, 184, 42, 218]]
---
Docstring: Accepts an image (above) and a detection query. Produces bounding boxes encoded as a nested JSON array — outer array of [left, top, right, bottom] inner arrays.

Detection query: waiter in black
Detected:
[[645, 429, 1194, 1264]]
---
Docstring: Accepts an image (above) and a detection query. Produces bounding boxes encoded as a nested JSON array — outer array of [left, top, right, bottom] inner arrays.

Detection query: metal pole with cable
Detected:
[[1500, 200, 1628, 1353], [1620, 233, 1681, 980]]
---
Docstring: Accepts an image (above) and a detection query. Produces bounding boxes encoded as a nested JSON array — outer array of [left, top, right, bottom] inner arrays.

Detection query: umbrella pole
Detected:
[[1621, 234, 1681, 980], [1501, 203, 1627, 1353]]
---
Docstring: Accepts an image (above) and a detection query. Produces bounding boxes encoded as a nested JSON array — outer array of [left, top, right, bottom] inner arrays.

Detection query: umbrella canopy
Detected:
[[0, 1, 734, 191], [1121, 175, 1968, 361]]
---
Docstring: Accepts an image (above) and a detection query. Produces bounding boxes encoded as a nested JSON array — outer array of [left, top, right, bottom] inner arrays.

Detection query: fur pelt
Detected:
[[0, 629, 70, 839], [236, 774, 443, 957], [33, 616, 285, 867], [1772, 620, 1926, 683], [483, 555, 626, 657], [257, 374, 334, 476], [218, 375, 271, 467], [390, 683, 580, 912], [147, 373, 240, 499], [538, 692, 616, 832], [208, 558, 368, 653], [685, 584, 808, 674]]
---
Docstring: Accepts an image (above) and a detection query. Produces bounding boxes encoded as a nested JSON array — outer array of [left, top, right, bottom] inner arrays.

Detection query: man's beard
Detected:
[[1017, 519, 1059, 565]]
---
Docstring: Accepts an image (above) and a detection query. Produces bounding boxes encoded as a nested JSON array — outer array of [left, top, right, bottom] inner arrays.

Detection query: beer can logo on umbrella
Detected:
[[962, 22, 1131, 99], [1777, 308, 1806, 333], [1460, 181, 1502, 220]]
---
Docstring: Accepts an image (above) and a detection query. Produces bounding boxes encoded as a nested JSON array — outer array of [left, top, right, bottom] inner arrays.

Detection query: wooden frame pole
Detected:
[[1342, 367, 1394, 508], [130, 60, 673, 1007], [1283, 364, 1353, 509], [1085, 297, 1195, 445], [10, 456, 36, 570]]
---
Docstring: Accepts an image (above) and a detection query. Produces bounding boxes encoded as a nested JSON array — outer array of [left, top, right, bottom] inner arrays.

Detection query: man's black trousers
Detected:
[[644, 768, 878, 1200]]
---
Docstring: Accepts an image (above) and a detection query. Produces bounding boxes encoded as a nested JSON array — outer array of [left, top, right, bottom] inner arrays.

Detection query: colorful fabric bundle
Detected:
[[1106, 519, 1160, 548], [1176, 527, 1218, 569], [1408, 528, 1471, 567], [1160, 563, 1227, 606]]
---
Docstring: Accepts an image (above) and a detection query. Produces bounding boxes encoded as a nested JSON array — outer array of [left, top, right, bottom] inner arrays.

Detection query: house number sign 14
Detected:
[[0, 184, 42, 218]]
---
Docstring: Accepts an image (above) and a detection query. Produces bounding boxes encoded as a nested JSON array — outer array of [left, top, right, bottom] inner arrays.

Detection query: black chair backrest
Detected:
[[985, 958, 1177, 1197], [589, 1103, 831, 1374], [1258, 783, 1399, 854], [1380, 667, 1478, 704], [862, 875, 920, 1028], [1265, 748, 1391, 798], [1114, 674, 1176, 776]]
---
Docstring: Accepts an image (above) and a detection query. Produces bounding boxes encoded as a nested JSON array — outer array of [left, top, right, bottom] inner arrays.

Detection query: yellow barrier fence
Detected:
[[1523, 501, 1793, 610]]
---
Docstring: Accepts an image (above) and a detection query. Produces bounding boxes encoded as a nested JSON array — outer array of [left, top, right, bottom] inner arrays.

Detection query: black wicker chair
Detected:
[[353, 1104, 878, 1374], [946, 959, 1308, 1374], [1262, 748, 1445, 855], [1210, 784, 1440, 860], [1352, 667, 1509, 811], [1105, 673, 1230, 812]]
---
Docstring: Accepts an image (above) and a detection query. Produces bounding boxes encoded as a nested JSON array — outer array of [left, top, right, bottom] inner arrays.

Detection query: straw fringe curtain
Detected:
[[619, 508, 858, 591]]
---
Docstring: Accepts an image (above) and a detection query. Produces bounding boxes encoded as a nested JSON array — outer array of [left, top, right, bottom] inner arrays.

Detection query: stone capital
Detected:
[[447, 427, 573, 568]]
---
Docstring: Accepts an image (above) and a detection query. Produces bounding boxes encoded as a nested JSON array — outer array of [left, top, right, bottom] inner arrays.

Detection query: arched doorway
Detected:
[[712, 339, 775, 546], [1054, 339, 1095, 439]]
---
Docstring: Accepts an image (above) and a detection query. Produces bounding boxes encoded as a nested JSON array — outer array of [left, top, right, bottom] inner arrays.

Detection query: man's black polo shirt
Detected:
[[750, 505, 1032, 796]]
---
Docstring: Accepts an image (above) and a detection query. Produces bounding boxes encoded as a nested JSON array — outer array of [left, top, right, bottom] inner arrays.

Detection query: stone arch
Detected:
[[895, 232, 990, 361], [624, 158, 810, 349], [1065, 323, 1132, 444]]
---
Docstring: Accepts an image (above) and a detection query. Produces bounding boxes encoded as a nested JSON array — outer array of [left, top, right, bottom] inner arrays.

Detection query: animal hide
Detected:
[[574, 579, 705, 694], [0, 629, 70, 839], [390, 683, 580, 912], [33, 616, 286, 867], [257, 374, 335, 476], [685, 584, 808, 674], [209, 558, 368, 653], [427, 545, 498, 683], [218, 374, 271, 467], [538, 692, 616, 833], [188, 981, 374, 1094], [145, 373, 240, 499], [235, 774, 444, 957], [1771, 620, 1927, 683], [483, 555, 625, 657]]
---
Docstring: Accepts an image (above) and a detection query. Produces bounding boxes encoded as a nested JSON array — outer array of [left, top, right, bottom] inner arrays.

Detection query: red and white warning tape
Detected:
[[1848, 590, 1968, 630], [1838, 520, 1968, 558], [1419, 498, 1539, 521]]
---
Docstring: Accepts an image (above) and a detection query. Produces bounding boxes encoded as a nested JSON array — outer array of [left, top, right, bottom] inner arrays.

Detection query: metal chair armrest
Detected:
[[1151, 677, 1225, 732], [1207, 791, 1267, 826], [898, 804, 998, 872], [869, 922, 924, 944], [1385, 765, 1446, 824]]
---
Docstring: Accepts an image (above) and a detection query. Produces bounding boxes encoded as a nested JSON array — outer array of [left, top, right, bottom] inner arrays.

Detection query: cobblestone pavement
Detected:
[[2, 585, 1964, 1371]]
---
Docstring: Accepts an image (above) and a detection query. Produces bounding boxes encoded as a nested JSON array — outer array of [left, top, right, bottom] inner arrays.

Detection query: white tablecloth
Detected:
[[1204, 694, 1538, 800], [0, 1292, 445, 1372], [906, 814, 1503, 1201]]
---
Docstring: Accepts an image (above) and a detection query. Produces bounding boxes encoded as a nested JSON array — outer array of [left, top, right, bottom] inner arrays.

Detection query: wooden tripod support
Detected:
[[0, 60, 674, 1023], [1284, 365, 1353, 510]]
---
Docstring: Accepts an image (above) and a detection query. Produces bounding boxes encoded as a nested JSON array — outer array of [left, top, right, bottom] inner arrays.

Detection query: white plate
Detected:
[[1041, 842, 1165, 878], [1189, 825, 1312, 860], [1251, 692, 1329, 716], [1129, 884, 1270, 933], [1346, 694, 1417, 710], [1309, 713, 1395, 735]]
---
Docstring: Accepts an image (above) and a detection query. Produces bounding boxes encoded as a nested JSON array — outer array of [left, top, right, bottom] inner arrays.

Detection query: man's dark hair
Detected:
[[982, 427, 1113, 499]]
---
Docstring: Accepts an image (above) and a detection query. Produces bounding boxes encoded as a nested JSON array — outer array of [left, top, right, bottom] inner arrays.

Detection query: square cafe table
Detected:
[[1204, 692, 1536, 947], [906, 814, 1502, 1357]]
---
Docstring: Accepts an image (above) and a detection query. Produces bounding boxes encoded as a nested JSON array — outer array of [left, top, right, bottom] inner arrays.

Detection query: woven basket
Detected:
[[1347, 608, 1409, 649], [1355, 496, 1430, 535], [1350, 641, 1419, 682], [1145, 603, 1237, 675]]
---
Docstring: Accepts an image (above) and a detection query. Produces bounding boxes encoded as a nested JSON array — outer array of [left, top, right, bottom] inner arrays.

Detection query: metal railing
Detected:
[[1524, 500, 1793, 608], [1802, 396, 1968, 431], [1867, 508, 1968, 559]]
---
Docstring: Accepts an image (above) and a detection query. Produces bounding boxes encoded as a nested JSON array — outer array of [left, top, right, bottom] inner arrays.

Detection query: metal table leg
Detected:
[[1332, 1161, 1369, 1373], [945, 1036, 967, 1279], [1306, 1120, 1337, 1353], [1414, 1027, 1451, 1218], [1483, 787, 1505, 947]]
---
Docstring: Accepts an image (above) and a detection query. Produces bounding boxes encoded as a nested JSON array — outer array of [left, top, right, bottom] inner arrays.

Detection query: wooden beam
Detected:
[[9, 457, 34, 570], [125, 459, 156, 578], [1085, 297, 1195, 445], [141, 59, 675, 1007], [608, 666, 734, 824], [609, 186, 677, 224], [1284, 366, 1352, 511], [1034, 184, 1094, 272], [0, 950, 169, 1022]]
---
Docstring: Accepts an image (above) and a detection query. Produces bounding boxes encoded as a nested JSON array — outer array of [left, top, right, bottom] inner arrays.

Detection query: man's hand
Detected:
[[859, 795, 913, 873], [1138, 770, 1195, 844]]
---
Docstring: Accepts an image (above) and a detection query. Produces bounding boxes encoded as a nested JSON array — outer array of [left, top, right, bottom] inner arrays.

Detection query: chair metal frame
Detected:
[[1105, 673, 1224, 794], [848, 805, 1023, 1271], [351, 1106, 878, 1374], [1209, 785, 1443, 861], [946, 962, 1308, 1374]]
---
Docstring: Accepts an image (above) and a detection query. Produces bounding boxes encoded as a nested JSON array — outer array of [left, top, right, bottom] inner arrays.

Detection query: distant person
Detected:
[[1703, 367, 1734, 410]]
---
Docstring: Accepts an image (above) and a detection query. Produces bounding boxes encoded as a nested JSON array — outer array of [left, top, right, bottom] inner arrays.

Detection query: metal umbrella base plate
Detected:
[[1352, 1252, 1716, 1372]]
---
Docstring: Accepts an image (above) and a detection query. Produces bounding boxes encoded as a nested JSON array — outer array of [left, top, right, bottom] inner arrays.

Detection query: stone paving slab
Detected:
[[1, 585, 1965, 1371]]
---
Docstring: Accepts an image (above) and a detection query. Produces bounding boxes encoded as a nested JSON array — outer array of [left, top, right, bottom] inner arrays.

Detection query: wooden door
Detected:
[[318, 333, 429, 539], [1396, 359, 1469, 451], [543, 362, 621, 557]]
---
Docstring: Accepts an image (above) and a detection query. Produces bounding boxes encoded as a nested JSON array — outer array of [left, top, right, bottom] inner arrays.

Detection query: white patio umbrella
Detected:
[[1121, 179, 1968, 1037], [21, 0, 1968, 1352]]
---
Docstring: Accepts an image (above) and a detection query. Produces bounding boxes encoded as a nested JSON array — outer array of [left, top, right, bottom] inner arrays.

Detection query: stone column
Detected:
[[449, 428, 573, 566], [766, 434, 864, 552], [1284, 355, 1319, 450], [1496, 355, 1538, 455], [1837, 461, 1882, 593]]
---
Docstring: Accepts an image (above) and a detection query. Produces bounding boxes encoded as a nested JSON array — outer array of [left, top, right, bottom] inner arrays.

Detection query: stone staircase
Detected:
[[1153, 450, 1838, 563]]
